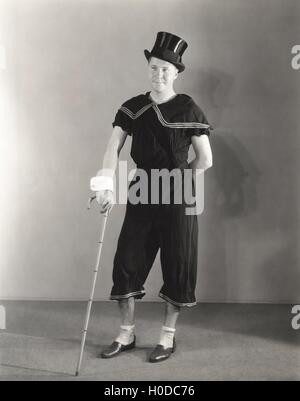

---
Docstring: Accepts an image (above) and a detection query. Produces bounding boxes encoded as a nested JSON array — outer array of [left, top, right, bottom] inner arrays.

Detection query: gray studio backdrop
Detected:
[[0, 0, 299, 303]]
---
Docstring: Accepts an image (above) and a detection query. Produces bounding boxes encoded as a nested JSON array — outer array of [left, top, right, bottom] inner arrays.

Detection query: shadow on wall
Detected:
[[198, 131, 262, 302], [208, 133, 261, 220], [194, 65, 300, 304], [193, 67, 263, 303], [193, 67, 262, 220]]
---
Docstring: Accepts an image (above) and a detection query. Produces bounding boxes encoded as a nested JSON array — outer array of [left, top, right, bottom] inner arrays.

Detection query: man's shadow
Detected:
[[190, 67, 263, 315], [208, 132, 261, 220], [184, 67, 262, 218], [180, 68, 299, 347]]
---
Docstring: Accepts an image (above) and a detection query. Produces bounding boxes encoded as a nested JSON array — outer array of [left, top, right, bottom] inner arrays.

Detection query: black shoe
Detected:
[[149, 338, 176, 363], [100, 335, 136, 359]]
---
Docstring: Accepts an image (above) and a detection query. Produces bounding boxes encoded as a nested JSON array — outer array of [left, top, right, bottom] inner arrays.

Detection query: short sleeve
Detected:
[[112, 103, 132, 135], [186, 101, 212, 138]]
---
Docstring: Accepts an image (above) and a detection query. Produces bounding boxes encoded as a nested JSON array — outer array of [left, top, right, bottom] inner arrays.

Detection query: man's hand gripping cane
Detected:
[[90, 170, 115, 215]]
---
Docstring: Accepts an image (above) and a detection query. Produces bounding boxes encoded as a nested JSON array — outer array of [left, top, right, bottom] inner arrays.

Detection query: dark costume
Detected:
[[110, 91, 211, 307]]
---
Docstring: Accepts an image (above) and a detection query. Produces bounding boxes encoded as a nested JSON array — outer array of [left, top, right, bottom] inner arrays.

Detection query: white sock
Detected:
[[115, 324, 135, 346], [158, 326, 176, 348]]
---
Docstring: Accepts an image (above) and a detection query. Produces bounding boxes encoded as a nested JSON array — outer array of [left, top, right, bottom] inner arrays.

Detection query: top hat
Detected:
[[144, 32, 188, 73]]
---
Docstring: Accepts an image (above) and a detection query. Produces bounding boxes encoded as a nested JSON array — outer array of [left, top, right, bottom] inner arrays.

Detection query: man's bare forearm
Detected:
[[97, 145, 119, 178]]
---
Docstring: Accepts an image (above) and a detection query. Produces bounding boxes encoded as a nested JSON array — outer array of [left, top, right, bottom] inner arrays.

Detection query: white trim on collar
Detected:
[[119, 102, 210, 130]]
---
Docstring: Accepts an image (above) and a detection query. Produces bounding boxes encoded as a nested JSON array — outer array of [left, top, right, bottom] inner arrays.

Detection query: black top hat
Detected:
[[144, 32, 188, 73]]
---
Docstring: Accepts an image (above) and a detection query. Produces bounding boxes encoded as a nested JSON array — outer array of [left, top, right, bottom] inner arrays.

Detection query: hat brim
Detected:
[[144, 49, 185, 73]]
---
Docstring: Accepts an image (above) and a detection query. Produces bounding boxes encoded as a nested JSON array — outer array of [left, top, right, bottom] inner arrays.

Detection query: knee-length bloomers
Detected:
[[110, 92, 211, 307]]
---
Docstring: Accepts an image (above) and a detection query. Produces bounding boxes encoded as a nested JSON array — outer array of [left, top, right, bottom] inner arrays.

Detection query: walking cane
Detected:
[[75, 195, 109, 376]]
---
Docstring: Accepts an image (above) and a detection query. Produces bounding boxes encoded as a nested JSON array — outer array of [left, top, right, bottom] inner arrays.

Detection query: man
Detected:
[[91, 32, 213, 362]]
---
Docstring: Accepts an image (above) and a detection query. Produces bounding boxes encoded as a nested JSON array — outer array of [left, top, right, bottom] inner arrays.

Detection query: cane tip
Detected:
[[75, 371, 79, 376]]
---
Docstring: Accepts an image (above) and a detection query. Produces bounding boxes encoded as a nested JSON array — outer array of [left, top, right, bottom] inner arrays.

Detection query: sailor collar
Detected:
[[119, 92, 210, 130]]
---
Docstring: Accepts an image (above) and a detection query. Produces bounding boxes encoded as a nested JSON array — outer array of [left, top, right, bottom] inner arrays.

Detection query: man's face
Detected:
[[148, 57, 178, 92]]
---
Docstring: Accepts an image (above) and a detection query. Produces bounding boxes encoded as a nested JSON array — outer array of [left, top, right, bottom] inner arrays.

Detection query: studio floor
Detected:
[[0, 301, 299, 381]]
